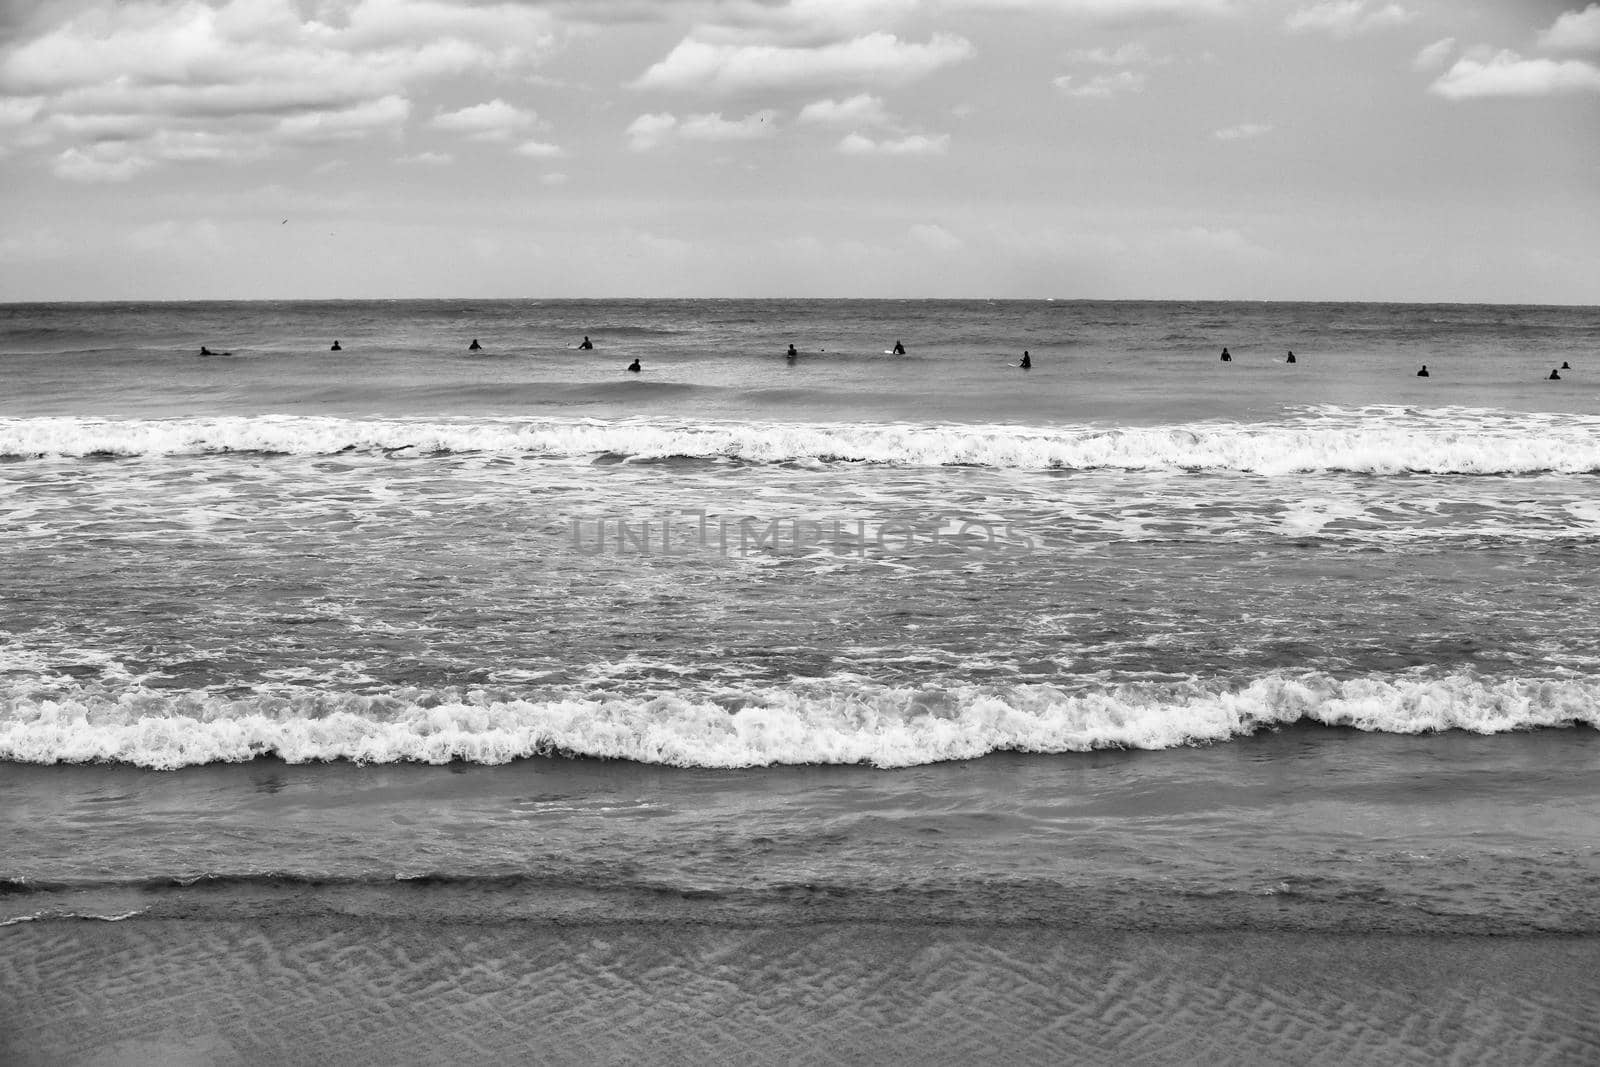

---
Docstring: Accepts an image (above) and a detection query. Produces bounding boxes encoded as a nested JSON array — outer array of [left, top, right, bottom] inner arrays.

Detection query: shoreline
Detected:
[[4, 917, 1597, 1065]]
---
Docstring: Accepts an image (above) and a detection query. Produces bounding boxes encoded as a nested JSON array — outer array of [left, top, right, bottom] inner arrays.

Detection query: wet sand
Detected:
[[4, 919, 1597, 1065]]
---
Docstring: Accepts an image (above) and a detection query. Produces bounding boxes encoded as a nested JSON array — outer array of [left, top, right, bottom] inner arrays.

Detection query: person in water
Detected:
[[330, 341, 342, 351], [579, 336, 593, 350], [892, 340, 906, 355], [1019, 351, 1032, 369], [199, 346, 215, 356], [786, 344, 798, 357], [1549, 368, 1562, 380], [626, 359, 641, 372], [469, 339, 482, 351], [1562, 361, 1571, 369], [1417, 365, 1429, 377], [1220, 347, 1232, 362], [1286, 350, 1296, 364]]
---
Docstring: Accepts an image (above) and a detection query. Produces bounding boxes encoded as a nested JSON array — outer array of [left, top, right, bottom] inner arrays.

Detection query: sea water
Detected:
[[1, 299, 1597, 935]]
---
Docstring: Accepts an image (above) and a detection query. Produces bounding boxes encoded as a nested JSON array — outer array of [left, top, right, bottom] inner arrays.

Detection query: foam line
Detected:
[[3, 672, 1596, 769]]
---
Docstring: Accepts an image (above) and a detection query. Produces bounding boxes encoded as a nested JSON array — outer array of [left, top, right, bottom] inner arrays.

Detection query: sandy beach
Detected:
[[4, 918, 1598, 1065]]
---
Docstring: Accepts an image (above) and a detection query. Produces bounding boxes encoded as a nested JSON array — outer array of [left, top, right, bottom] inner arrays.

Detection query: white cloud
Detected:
[[939, 0, 1233, 18], [1067, 43, 1167, 65], [1539, 4, 1600, 52], [1213, 122, 1272, 140], [1429, 50, 1600, 99], [624, 109, 778, 150], [625, 112, 677, 151], [798, 93, 892, 126], [0, 0, 559, 174], [689, 0, 922, 46], [513, 140, 565, 158], [400, 151, 454, 165], [1286, 1, 1414, 39], [681, 109, 779, 140], [1053, 71, 1147, 97], [1412, 37, 1455, 72], [51, 144, 155, 183], [838, 131, 949, 154], [0, 96, 43, 127], [276, 95, 410, 142], [631, 32, 974, 94], [430, 99, 538, 142]]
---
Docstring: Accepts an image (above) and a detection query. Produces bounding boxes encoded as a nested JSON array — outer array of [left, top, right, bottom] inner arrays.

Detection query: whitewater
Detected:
[[3, 297, 1597, 944]]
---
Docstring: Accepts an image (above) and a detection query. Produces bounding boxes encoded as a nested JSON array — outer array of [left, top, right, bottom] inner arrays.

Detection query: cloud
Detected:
[[798, 93, 892, 126], [1154, 225, 1273, 260], [1412, 37, 1455, 72], [908, 222, 962, 251], [400, 151, 454, 165], [1285, 1, 1414, 38], [686, 0, 923, 46], [626, 112, 678, 151], [837, 131, 949, 154], [631, 32, 973, 94], [1066, 43, 1168, 65], [625, 109, 778, 150], [1538, 4, 1600, 52], [0, 96, 42, 127], [1429, 50, 1600, 98], [430, 99, 538, 142], [1053, 71, 1147, 97], [625, 228, 693, 258], [1213, 122, 1272, 140], [514, 140, 565, 159], [939, 0, 1234, 19], [276, 94, 410, 142], [0, 0, 559, 173], [51, 144, 156, 183], [125, 218, 227, 256], [682, 109, 779, 139]]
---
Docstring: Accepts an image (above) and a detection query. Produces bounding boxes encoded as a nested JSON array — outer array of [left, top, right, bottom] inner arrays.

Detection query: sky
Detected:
[[1, 0, 1597, 302]]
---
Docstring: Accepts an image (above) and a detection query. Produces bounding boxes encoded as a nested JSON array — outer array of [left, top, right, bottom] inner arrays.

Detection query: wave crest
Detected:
[[2, 672, 1595, 770], [4, 411, 1598, 473]]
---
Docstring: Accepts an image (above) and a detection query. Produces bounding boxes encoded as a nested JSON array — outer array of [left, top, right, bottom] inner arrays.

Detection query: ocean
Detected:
[[2, 298, 1599, 1061]]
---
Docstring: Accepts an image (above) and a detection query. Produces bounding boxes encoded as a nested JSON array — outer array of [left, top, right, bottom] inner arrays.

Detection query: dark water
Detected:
[[1, 298, 1597, 933]]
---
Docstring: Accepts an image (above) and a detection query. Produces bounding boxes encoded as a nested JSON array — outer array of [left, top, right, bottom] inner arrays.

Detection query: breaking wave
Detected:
[[3, 409, 1597, 473], [3, 671, 1596, 770]]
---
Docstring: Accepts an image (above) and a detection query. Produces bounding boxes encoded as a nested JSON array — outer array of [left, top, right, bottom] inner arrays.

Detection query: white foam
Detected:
[[2, 672, 1595, 770], [2, 410, 1599, 474]]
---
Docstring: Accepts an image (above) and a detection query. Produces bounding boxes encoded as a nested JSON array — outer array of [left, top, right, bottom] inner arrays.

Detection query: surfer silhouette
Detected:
[[199, 346, 214, 356], [1220, 347, 1232, 362], [330, 341, 342, 351], [1019, 351, 1032, 369], [579, 336, 593, 350], [892, 340, 906, 355], [469, 339, 481, 351], [626, 359, 641, 372], [786, 344, 798, 357], [1549, 369, 1562, 380], [1286, 351, 1296, 364], [1562, 361, 1571, 369], [1417, 365, 1429, 377]]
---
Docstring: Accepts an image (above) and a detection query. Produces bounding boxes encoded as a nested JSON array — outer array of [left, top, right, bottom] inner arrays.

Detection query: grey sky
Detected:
[[2, 0, 1596, 301]]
